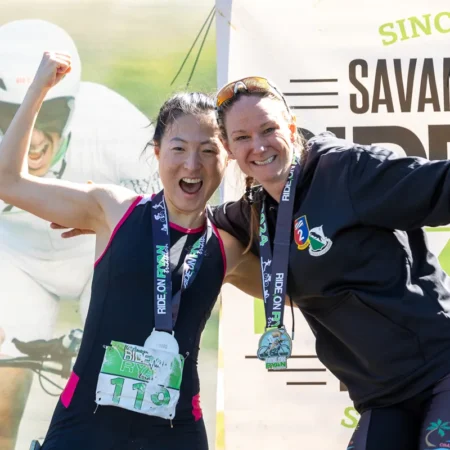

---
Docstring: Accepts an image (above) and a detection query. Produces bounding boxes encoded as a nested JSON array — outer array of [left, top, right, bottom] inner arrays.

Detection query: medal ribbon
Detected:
[[259, 162, 301, 330], [151, 190, 212, 332]]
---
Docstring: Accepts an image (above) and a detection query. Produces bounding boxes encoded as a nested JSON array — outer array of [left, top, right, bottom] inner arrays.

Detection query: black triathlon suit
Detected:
[[42, 195, 225, 450]]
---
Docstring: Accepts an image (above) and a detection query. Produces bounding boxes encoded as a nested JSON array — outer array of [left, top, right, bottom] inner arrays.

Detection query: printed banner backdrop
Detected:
[[216, 1, 450, 449], [0, 2, 218, 450]]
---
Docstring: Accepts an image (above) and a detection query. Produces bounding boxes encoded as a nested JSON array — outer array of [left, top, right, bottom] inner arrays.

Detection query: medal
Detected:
[[257, 159, 301, 370], [257, 327, 292, 370], [144, 329, 179, 354]]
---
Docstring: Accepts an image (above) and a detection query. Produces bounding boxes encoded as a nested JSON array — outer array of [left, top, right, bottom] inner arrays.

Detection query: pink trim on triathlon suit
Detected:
[[94, 195, 144, 267], [152, 192, 206, 234], [211, 222, 227, 279], [61, 371, 80, 408], [151, 192, 207, 234], [151, 194, 225, 272], [169, 222, 205, 234], [191, 393, 203, 421]]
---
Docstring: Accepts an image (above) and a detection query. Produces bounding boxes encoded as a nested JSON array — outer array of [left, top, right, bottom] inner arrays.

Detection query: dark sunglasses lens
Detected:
[[35, 97, 73, 134], [0, 102, 18, 134], [0, 97, 73, 135], [217, 84, 235, 107]]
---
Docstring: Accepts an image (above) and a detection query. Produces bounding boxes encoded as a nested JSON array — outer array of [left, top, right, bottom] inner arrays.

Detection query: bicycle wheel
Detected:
[[277, 344, 291, 357]]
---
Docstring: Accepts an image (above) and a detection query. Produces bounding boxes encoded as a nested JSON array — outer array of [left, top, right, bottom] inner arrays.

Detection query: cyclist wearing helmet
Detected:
[[0, 20, 160, 450], [267, 330, 282, 353]]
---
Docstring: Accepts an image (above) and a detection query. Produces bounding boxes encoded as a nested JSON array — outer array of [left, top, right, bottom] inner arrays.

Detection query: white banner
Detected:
[[216, 1, 450, 448]]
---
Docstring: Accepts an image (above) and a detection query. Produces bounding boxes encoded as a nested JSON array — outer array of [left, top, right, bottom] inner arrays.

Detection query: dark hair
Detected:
[[152, 92, 216, 147], [216, 89, 306, 253]]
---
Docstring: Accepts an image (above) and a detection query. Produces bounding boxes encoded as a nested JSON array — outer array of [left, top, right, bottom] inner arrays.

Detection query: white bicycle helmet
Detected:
[[0, 19, 82, 166]]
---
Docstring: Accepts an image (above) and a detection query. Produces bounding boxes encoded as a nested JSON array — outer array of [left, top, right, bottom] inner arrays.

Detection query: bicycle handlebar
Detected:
[[12, 328, 82, 359], [0, 328, 83, 379]]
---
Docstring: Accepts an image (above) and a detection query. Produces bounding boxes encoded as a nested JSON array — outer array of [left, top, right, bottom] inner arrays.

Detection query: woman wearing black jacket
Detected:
[[213, 76, 450, 449]]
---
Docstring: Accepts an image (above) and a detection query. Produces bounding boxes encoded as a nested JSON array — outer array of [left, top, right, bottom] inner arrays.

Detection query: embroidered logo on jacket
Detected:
[[294, 215, 310, 250], [294, 216, 332, 256]]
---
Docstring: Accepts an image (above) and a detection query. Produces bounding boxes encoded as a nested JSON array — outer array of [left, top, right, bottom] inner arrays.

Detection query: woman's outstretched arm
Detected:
[[0, 52, 129, 232]]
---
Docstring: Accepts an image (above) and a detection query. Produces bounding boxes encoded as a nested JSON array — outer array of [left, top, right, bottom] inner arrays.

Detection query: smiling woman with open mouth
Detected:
[[0, 53, 263, 450]]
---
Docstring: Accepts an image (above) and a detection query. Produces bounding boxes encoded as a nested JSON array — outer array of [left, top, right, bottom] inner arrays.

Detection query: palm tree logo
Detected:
[[425, 419, 450, 447]]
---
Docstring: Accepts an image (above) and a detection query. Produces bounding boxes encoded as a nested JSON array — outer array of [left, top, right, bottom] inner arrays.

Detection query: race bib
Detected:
[[95, 339, 184, 420]]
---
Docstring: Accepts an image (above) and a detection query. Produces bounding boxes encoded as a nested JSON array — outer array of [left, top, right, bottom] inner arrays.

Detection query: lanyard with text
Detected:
[[96, 191, 211, 419], [257, 161, 301, 370], [151, 190, 212, 333]]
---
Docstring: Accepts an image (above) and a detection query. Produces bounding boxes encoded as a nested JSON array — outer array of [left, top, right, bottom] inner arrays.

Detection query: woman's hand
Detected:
[[31, 51, 71, 92], [50, 222, 95, 238]]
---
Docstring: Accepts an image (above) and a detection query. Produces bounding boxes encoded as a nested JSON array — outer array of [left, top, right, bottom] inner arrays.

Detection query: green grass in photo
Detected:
[[254, 297, 265, 335]]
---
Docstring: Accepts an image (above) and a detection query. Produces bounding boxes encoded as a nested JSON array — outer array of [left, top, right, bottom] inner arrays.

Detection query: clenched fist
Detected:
[[31, 51, 72, 92]]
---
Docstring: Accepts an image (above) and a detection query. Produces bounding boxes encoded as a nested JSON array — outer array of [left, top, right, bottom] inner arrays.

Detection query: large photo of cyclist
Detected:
[[0, 2, 218, 449]]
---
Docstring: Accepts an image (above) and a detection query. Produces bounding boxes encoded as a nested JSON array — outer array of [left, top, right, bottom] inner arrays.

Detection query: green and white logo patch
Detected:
[[308, 225, 333, 257]]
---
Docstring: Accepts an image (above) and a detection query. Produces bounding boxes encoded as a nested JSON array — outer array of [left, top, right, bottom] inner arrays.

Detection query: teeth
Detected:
[[182, 178, 201, 183], [29, 145, 48, 155], [254, 156, 275, 166]]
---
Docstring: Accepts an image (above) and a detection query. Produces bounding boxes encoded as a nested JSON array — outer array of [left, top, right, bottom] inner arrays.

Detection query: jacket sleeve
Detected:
[[211, 198, 260, 256], [347, 145, 450, 229]]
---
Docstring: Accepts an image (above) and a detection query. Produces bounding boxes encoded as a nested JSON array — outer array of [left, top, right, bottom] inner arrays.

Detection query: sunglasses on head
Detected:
[[216, 76, 289, 112]]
